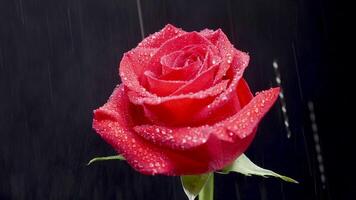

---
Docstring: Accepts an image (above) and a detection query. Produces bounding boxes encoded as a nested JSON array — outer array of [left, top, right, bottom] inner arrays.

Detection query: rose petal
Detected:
[[189, 88, 241, 126], [214, 87, 280, 142], [128, 79, 228, 105], [133, 124, 230, 172], [93, 85, 174, 175], [201, 29, 236, 82], [200, 46, 221, 72], [160, 46, 205, 81], [170, 45, 208, 68], [144, 71, 186, 96], [160, 59, 202, 81], [160, 51, 184, 72], [236, 78, 253, 107], [134, 125, 213, 150], [171, 60, 221, 95], [119, 49, 157, 97], [138, 24, 185, 48], [128, 80, 229, 126], [123, 47, 157, 78], [188, 78, 252, 125], [199, 28, 215, 37]]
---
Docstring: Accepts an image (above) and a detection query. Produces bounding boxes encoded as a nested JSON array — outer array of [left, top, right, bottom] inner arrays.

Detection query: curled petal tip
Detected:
[[272, 87, 281, 94], [165, 23, 177, 29]]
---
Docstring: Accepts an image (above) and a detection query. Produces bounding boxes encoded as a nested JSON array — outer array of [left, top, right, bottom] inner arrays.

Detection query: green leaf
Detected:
[[87, 155, 125, 166], [220, 154, 298, 183], [181, 173, 212, 200], [198, 173, 214, 200]]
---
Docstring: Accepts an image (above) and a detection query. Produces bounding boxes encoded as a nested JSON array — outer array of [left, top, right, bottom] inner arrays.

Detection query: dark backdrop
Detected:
[[0, 0, 353, 199]]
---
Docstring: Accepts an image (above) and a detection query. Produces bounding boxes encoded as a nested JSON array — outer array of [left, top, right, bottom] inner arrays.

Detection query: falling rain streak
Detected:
[[273, 60, 292, 138], [308, 101, 326, 189], [136, 0, 145, 39]]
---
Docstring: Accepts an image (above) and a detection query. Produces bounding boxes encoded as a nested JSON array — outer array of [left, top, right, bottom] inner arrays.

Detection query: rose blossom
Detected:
[[93, 24, 280, 175]]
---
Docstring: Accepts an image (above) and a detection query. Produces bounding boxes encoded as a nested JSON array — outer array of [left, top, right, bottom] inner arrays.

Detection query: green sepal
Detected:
[[181, 173, 212, 200], [87, 155, 125, 166], [219, 154, 298, 183]]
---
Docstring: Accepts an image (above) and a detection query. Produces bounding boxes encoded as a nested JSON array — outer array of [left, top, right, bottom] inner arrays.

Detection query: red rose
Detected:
[[93, 24, 280, 175]]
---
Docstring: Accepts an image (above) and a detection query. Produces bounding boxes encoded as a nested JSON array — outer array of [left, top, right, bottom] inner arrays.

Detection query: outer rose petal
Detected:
[[138, 24, 185, 48], [189, 78, 251, 126], [214, 87, 280, 141], [132, 87, 280, 173], [119, 51, 155, 97], [236, 78, 253, 107], [93, 85, 175, 175], [129, 80, 229, 126], [124, 47, 156, 79], [199, 28, 215, 37]]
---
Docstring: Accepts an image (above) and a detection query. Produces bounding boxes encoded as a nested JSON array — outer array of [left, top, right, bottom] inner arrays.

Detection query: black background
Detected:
[[0, 0, 353, 199]]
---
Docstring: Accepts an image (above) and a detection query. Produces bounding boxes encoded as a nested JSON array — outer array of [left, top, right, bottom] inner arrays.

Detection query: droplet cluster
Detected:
[[214, 87, 279, 141], [128, 80, 229, 105], [134, 125, 212, 150]]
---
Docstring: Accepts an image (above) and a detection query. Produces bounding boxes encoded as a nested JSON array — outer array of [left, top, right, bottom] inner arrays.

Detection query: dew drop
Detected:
[[221, 95, 228, 101], [212, 59, 217, 65]]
